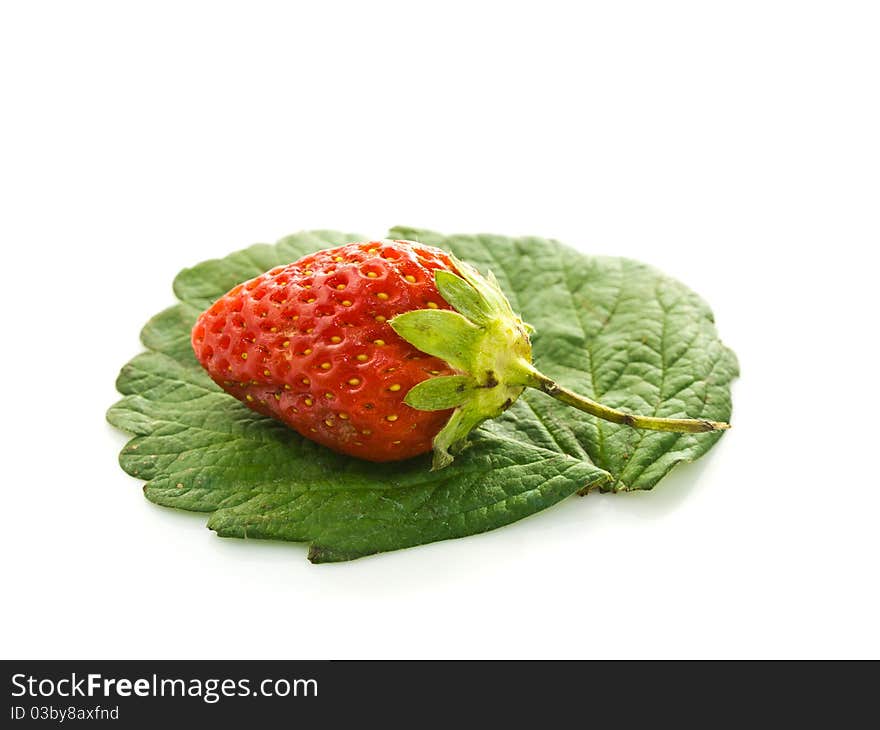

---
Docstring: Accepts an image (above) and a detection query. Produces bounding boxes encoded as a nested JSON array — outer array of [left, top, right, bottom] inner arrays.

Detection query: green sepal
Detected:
[[452, 258, 513, 316], [430, 405, 489, 470], [404, 375, 476, 411], [389, 309, 481, 372], [434, 270, 493, 325]]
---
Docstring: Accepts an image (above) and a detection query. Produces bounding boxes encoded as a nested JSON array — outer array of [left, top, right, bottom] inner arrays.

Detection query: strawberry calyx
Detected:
[[390, 256, 536, 469], [392, 253, 731, 470]]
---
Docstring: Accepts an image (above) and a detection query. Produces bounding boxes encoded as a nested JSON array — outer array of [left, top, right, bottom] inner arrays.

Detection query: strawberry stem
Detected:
[[518, 362, 730, 433]]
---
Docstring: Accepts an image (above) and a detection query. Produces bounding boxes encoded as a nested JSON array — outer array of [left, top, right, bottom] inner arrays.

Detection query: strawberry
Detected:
[[192, 240, 461, 462], [193, 239, 729, 468]]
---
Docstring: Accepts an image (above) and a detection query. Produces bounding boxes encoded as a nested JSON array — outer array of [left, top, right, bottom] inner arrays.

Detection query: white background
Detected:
[[1, 1, 878, 659]]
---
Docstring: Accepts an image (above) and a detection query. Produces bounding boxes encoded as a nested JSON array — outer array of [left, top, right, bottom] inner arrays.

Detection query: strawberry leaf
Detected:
[[108, 228, 737, 562]]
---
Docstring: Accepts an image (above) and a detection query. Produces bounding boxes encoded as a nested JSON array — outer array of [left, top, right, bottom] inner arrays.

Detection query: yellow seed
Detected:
[[306, 298, 315, 303], [374, 315, 386, 323], [270, 326, 277, 332], [362, 429, 372, 435], [303, 348, 312, 355], [282, 340, 290, 348], [264, 369, 270, 376], [304, 398, 313, 406], [246, 394, 254, 402], [330, 336, 341, 343], [324, 392, 334, 399], [392, 440, 401, 445], [320, 362, 331, 369], [310, 427, 317, 432], [405, 275, 416, 283], [367, 271, 378, 278], [301, 377, 310, 385], [339, 413, 349, 420], [334, 256, 343, 263], [241, 352, 248, 359], [389, 384, 401, 392], [251, 380, 259, 385], [348, 378, 360, 386], [427, 301, 438, 309], [336, 284, 346, 290], [430, 370, 440, 375], [374, 339, 385, 346], [306, 328, 314, 333], [342, 300, 352, 306], [284, 384, 292, 390], [324, 419, 333, 427], [274, 393, 281, 401], [376, 292, 389, 301], [368, 248, 378, 255], [356, 354, 368, 362], [304, 269, 314, 275], [386, 414, 398, 422], [354, 441, 363, 446]]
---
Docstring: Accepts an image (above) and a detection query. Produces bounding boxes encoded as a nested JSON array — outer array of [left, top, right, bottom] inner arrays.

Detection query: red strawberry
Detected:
[[193, 238, 730, 469], [191, 240, 460, 462]]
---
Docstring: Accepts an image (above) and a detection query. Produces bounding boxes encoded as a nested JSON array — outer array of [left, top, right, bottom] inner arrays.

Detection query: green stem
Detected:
[[517, 362, 730, 433]]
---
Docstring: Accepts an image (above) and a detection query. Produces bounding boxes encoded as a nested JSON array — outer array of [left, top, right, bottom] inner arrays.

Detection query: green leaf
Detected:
[[390, 309, 481, 372], [108, 227, 737, 562], [404, 375, 475, 410]]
